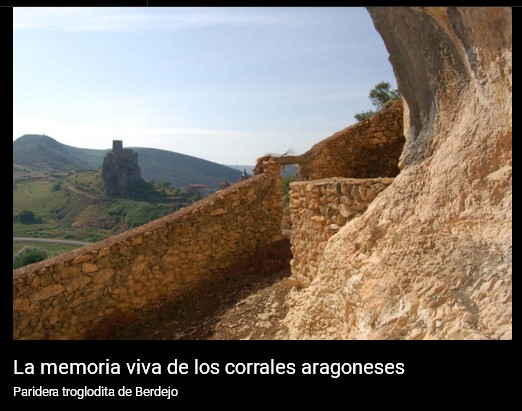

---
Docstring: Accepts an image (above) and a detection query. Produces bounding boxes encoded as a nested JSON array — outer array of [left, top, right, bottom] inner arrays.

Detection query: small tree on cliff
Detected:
[[354, 81, 400, 122], [369, 81, 400, 109]]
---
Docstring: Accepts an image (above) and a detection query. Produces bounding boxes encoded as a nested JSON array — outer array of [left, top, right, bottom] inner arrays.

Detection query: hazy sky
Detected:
[[13, 7, 396, 165]]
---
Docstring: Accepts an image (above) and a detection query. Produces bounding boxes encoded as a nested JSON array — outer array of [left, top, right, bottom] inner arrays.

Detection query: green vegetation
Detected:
[[12, 134, 247, 251], [13, 221, 116, 242], [12, 168, 194, 244], [354, 110, 379, 122], [159, 181, 171, 190], [126, 180, 165, 202], [13, 247, 49, 269], [282, 173, 298, 217], [12, 178, 68, 216], [13, 223, 56, 237], [282, 173, 298, 203], [17, 209, 43, 224], [13, 241, 79, 261], [69, 171, 105, 195], [108, 201, 167, 228], [354, 81, 400, 121]]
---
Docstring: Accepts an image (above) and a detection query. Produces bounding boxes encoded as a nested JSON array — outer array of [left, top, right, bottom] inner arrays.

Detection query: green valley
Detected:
[[13, 134, 247, 267]]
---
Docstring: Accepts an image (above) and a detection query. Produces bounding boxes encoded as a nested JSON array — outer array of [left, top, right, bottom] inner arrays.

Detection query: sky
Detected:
[[13, 7, 397, 166]]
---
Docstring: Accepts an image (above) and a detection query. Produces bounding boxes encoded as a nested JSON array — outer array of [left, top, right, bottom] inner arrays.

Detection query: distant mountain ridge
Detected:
[[226, 164, 298, 177], [226, 165, 255, 176], [13, 134, 242, 187]]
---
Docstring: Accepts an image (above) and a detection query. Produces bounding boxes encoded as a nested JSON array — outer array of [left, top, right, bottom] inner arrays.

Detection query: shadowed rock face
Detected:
[[283, 7, 512, 340], [370, 7, 511, 167]]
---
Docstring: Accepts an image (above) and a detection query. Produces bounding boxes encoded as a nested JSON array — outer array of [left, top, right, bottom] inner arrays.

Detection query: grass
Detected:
[[69, 171, 105, 196], [13, 223, 57, 237], [13, 223, 113, 242], [108, 200, 167, 228], [13, 178, 67, 216], [13, 241, 80, 259], [13, 170, 182, 244]]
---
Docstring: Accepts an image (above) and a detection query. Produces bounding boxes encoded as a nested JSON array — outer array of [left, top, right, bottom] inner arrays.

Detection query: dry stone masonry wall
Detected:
[[289, 178, 394, 288], [13, 159, 282, 339], [287, 101, 403, 289], [298, 100, 404, 181]]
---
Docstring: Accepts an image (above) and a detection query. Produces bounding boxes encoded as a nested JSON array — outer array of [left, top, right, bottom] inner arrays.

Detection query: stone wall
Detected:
[[297, 100, 404, 180], [13, 159, 282, 340], [286, 101, 403, 289], [289, 178, 393, 287]]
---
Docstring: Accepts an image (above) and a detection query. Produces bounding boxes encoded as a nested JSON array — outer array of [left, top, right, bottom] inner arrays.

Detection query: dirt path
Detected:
[[64, 182, 98, 200], [106, 239, 293, 340], [13, 237, 91, 246]]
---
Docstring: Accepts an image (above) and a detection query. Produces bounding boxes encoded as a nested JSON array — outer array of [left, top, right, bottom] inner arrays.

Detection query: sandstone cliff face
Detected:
[[282, 7, 512, 339]]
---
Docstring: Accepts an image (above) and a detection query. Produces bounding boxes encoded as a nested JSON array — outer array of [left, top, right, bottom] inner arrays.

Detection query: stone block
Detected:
[[93, 268, 115, 284], [82, 262, 98, 273], [66, 276, 91, 292], [73, 254, 94, 264], [33, 284, 64, 302]]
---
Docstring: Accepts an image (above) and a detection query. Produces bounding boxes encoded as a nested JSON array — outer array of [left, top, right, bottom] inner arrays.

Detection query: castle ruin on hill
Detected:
[[101, 140, 141, 198]]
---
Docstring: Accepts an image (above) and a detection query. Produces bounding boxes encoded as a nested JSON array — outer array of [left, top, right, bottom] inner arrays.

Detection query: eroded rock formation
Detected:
[[282, 7, 512, 339]]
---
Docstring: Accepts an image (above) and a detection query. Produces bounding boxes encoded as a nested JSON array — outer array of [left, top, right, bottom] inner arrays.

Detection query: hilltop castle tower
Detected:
[[101, 140, 142, 198]]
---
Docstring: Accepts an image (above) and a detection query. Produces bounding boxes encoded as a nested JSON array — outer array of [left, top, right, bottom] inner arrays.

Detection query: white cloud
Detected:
[[13, 112, 256, 147], [13, 7, 362, 33]]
